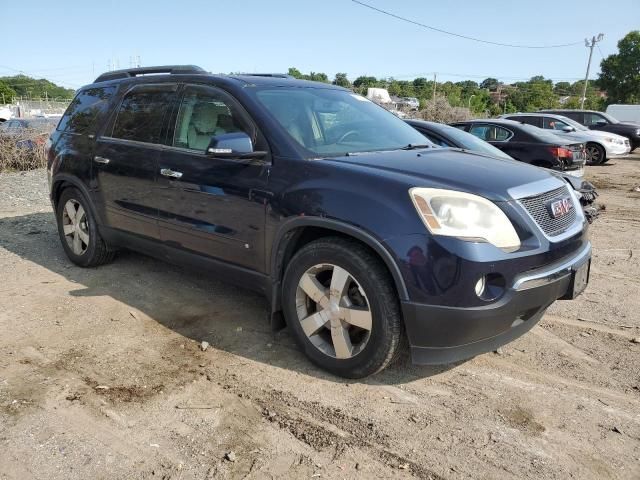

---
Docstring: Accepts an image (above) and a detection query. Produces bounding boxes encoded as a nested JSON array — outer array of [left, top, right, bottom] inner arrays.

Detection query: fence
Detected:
[[4, 99, 72, 119]]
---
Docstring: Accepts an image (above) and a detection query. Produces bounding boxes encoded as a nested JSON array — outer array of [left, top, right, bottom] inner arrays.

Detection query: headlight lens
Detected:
[[409, 187, 521, 252]]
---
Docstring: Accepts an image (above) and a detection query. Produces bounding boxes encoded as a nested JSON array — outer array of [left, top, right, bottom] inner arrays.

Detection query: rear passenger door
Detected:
[[93, 83, 178, 241], [468, 123, 525, 159], [156, 84, 270, 273]]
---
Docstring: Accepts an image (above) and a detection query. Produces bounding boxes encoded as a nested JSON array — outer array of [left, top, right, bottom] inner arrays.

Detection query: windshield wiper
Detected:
[[400, 143, 433, 150]]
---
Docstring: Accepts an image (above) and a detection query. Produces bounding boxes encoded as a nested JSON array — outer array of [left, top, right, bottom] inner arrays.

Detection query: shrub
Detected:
[[0, 125, 51, 172]]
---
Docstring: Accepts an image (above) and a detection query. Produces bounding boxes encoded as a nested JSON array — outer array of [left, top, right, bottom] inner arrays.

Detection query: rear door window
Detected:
[[111, 86, 176, 144], [469, 124, 513, 142], [57, 86, 116, 135]]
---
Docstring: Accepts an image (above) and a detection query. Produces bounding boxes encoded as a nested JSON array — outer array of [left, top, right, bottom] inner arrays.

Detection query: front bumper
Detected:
[[604, 143, 631, 157], [403, 242, 591, 365]]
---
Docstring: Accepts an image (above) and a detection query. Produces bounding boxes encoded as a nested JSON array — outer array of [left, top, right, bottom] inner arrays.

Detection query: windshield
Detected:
[[600, 111, 619, 124], [437, 123, 513, 160], [254, 87, 429, 157]]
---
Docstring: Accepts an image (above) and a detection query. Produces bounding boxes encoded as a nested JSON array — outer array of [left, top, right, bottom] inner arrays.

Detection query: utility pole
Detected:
[[581, 33, 604, 109], [432, 73, 437, 100]]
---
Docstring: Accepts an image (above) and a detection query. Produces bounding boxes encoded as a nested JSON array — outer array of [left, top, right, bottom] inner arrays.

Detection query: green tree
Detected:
[[287, 67, 304, 79], [598, 31, 640, 104], [480, 77, 500, 91], [0, 75, 75, 99], [0, 80, 17, 103], [332, 73, 351, 88], [554, 81, 571, 95]]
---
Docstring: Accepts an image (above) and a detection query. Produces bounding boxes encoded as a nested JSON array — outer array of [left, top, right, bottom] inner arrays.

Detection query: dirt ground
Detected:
[[1, 155, 639, 480]]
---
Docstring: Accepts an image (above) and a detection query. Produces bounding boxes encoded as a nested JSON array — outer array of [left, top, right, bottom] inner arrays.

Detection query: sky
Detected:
[[2, 0, 639, 90]]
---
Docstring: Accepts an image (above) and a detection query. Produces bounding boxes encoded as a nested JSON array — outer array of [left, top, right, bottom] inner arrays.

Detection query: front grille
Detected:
[[518, 185, 577, 237]]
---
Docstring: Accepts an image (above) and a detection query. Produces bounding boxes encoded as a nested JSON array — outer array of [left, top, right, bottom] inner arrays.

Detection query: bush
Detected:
[[0, 126, 51, 172], [415, 96, 472, 123]]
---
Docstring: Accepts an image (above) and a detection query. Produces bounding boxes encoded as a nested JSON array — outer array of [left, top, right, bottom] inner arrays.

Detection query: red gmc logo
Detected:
[[549, 197, 573, 218]]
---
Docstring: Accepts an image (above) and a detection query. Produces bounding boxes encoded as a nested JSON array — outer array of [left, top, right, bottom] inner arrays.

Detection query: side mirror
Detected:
[[595, 120, 607, 127], [561, 126, 575, 132], [206, 132, 267, 160]]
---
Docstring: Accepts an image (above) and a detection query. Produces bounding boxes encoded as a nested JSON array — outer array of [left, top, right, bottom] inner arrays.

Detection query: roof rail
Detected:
[[236, 73, 294, 79], [94, 65, 207, 83]]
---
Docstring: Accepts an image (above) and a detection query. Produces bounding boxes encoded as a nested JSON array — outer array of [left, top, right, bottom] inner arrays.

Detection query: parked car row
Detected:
[[501, 113, 631, 164]]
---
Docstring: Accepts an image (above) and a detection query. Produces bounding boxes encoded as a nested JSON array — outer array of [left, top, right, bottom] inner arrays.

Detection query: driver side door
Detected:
[[156, 84, 270, 273]]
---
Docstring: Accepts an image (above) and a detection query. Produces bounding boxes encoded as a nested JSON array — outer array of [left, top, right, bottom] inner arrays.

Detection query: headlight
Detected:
[[603, 137, 615, 143], [636, 129, 640, 136], [409, 188, 521, 252]]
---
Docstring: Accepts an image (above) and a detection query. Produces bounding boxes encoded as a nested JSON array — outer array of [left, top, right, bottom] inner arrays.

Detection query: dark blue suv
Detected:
[[47, 65, 591, 378]]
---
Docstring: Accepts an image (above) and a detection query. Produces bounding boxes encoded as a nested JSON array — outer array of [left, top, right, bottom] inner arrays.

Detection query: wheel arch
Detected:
[[51, 174, 103, 225], [269, 218, 409, 316]]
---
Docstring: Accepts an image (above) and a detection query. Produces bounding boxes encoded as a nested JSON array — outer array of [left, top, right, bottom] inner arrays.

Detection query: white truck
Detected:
[[605, 104, 640, 124]]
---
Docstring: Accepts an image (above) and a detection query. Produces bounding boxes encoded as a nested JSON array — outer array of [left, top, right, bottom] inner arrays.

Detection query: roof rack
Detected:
[[94, 65, 207, 83], [236, 73, 294, 79]]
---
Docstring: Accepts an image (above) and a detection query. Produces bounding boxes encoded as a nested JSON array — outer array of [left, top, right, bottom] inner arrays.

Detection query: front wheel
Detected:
[[585, 143, 606, 165], [282, 237, 404, 378]]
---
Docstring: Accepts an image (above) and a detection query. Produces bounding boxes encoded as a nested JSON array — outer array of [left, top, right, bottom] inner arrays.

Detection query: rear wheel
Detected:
[[585, 143, 606, 165], [56, 187, 116, 267], [282, 237, 404, 378]]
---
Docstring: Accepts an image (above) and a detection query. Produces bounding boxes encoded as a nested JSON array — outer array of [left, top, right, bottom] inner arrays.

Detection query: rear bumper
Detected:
[[403, 242, 591, 365]]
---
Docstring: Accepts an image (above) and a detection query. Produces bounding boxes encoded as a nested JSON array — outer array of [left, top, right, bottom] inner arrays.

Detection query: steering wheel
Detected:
[[337, 130, 360, 143]]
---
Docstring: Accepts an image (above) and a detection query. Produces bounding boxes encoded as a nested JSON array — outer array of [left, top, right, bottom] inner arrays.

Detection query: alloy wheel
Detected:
[[295, 263, 372, 359], [61, 199, 90, 255], [586, 145, 602, 163]]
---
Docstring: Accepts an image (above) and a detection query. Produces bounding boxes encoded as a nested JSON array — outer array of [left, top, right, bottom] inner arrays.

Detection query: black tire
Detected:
[[282, 237, 405, 378], [586, 143, 606, 165], [56, 187, 116, 267]]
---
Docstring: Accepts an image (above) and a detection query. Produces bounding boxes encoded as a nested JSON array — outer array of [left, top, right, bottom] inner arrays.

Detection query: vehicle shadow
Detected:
[[0, 212, 461, 385]]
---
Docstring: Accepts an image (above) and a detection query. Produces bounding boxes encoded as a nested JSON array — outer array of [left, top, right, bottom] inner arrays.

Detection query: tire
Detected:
[[282, 237, 404, 378], [56, 187, 116, 267], [585, 143, 606, 165]]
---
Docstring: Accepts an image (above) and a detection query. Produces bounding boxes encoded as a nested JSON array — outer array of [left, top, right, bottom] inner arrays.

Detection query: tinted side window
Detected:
[[513, 116, 542, 128], [584, 112, 606, 126], [469, 124, 512, 142], [562, 111, 583, 123], [57, 86, 116, 135], [112, 89, 174, 144]]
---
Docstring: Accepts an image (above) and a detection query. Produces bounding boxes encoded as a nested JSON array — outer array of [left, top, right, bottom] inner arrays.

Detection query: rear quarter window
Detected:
[[57, 86, 116, 135]]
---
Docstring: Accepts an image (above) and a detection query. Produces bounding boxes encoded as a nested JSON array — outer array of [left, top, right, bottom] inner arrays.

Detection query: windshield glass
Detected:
[[555, 115, 588, 131], [437, 123, 513, 160], [600, 112, 619, 124], [254, 87, 429, 157]]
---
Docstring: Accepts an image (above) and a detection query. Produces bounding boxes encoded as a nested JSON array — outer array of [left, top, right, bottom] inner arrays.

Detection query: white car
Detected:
[[502, 113, 631, 164]]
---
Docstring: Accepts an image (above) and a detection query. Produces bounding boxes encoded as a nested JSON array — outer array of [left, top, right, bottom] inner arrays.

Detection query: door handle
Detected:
[[94, 156, 110, 164], [160, 168, 183, 179]]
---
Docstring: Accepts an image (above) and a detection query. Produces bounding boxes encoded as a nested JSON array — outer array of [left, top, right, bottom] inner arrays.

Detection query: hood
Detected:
[[325, 148, 563, 202]]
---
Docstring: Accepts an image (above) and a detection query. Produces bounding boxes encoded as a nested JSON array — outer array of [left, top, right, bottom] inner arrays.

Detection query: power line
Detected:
[[351, 0, 584, 49]]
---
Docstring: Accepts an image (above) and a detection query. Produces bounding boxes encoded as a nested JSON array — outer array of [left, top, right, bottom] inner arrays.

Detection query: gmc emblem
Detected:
[[548, 197, 573, 218]]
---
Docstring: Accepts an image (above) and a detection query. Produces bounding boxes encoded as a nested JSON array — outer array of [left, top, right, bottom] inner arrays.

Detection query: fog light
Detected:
[[475, 276, 486, 297]]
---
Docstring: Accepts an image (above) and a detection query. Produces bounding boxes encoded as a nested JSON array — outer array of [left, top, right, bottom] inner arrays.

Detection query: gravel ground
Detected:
[[1, 157, 639, 479]]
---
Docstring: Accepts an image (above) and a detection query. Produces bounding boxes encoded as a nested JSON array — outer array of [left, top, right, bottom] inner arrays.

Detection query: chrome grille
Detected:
[[518, 185, 577, 237]]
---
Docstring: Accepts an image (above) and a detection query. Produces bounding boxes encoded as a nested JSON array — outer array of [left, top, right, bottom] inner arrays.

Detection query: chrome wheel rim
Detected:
[[295, 264, 372, 359], [586, 145, 601, 163], [62, 199, 90, 255]]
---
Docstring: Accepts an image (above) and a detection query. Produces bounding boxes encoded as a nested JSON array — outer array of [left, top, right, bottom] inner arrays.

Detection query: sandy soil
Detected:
[[1, 155, 639, 480]]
